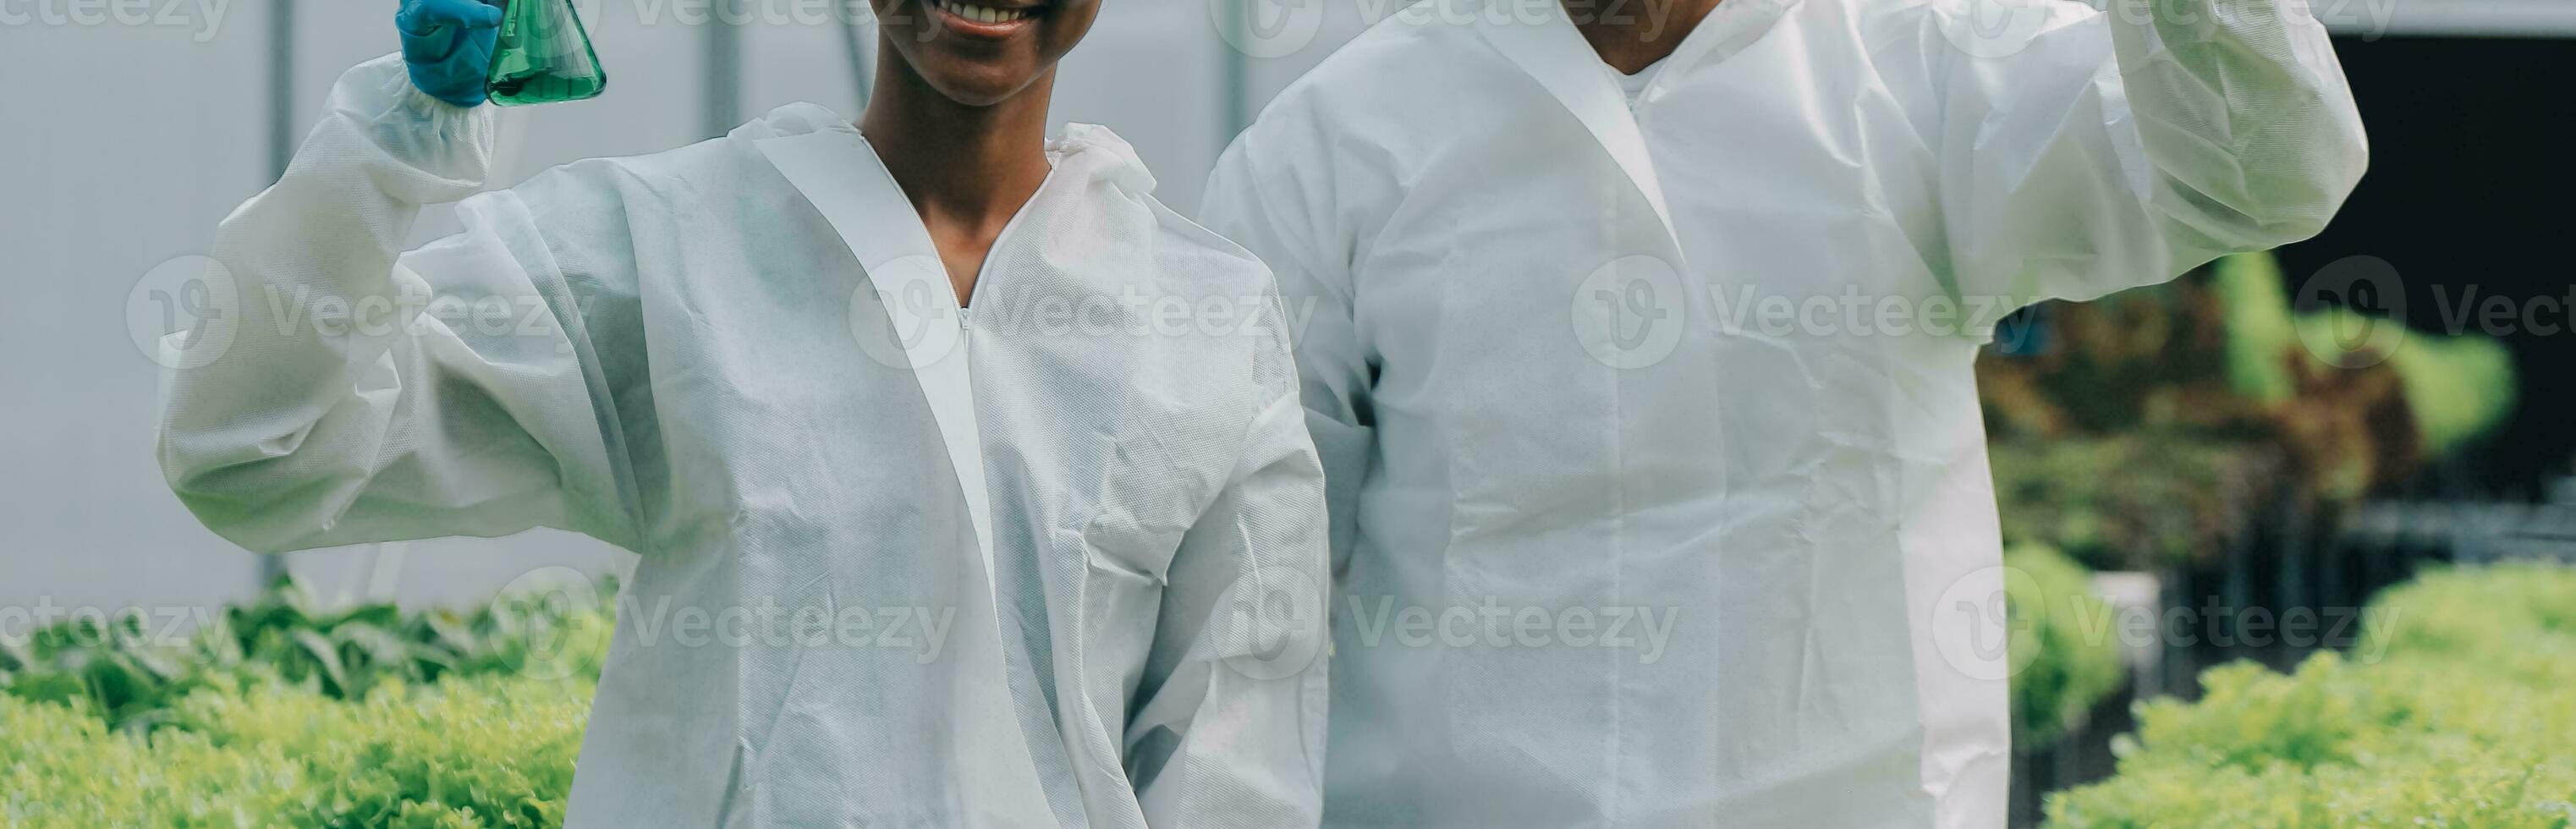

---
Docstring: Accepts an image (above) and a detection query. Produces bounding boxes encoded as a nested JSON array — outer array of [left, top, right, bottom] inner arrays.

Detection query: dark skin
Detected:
[[1570, 0, 1723, 74], [860, 0, 1101, 306]]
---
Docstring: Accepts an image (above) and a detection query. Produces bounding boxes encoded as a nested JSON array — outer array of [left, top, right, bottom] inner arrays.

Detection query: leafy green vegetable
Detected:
[[1, 577, 614, 732], [2007, 545, 2128, 745], [1, 575, 614, 827], [2046, 563, 2576, 827], [2, 673, 592, 828]]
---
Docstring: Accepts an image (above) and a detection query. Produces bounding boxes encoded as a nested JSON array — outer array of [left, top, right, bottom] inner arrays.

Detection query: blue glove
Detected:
[[397, 0, 504, 107]]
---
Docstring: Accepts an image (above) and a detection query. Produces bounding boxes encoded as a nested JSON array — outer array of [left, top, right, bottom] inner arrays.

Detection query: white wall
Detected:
[[1, 0, 280, 613]]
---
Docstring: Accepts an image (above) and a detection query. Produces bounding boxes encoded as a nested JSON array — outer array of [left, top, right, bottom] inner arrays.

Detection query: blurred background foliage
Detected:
[[1980, 250, 2556, 826], [2003, 545, 2127, 746], [1981, 251, 2519, 572]]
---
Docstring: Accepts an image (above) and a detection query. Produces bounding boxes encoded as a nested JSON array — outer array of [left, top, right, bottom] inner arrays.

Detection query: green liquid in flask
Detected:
[[485, 0, 607, 106]]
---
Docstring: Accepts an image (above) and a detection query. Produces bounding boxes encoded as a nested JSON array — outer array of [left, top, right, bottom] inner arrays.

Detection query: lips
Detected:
[[930, 0, 1040, 34]]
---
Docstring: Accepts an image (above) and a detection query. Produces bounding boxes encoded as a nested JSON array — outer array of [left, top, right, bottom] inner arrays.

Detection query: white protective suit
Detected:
[[1199, 0, 2365, 824], [158, 54, 1331, 828]]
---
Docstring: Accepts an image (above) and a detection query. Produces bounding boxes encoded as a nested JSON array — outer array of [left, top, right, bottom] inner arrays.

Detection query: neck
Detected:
[[857, 45, 1057, 228], [1570, 0, 1722, 74]]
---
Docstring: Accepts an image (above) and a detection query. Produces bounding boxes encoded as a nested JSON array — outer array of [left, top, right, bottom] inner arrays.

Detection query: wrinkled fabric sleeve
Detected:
[[1123, 321, 1332, 827], [1198, 126, 1373, 579], [1931, 0, 2368, 309], [157, 53, 640, 554]]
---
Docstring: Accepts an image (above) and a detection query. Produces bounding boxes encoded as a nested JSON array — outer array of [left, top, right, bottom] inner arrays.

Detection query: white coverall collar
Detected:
[[742, 114, 1156, 607], [1471, 0, 1799, 253], [743, 109, 1130, 607]]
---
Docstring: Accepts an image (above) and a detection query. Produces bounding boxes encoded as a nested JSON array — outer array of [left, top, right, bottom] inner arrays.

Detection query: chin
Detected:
[[922, 61, 1046, 107], [876, 0, 1099, 107]]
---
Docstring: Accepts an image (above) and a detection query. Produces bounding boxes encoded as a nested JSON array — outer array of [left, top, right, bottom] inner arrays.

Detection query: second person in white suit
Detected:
[[1200, 0, 2367, 825]]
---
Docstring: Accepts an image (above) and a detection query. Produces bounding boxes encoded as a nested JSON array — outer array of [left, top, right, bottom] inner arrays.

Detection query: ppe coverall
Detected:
[[1198, 0, 2366, 824], [159, 54, 1330, 829]]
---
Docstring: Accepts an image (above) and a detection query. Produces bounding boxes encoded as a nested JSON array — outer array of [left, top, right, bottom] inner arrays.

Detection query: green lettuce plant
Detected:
[[2047, 564, 2576, 827], [2, 673, 592, 828], [2, 576, 613, 732], [2008, 545, 2128, 745]]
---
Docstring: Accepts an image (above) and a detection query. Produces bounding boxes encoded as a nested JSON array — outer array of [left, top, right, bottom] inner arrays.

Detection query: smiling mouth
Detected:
[[931, 0, 1037, 25]]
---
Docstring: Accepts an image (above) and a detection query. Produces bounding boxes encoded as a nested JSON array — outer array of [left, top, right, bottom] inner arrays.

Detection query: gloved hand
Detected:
[[396, 0, 504, 107]]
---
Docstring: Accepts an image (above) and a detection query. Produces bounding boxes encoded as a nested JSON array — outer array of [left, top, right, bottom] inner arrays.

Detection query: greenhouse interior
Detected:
[[3, 0, 2573, 825]]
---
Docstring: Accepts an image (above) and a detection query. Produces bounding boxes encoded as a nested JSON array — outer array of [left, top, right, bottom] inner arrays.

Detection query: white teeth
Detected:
[[938, 0, 1027, 23]]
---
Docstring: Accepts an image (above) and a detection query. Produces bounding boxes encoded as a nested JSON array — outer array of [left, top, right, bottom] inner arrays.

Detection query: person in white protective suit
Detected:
[[1198, 0, 2365, 823], [154, 0, 1332, 826]]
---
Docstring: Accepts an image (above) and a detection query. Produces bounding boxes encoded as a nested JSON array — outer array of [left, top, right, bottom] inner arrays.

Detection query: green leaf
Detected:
[[292, 629, 350, 696]]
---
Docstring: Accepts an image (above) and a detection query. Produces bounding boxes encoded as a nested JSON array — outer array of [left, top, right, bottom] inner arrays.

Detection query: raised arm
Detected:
[[157, 54, 640, 554], [1931, 0, 2368, 305]]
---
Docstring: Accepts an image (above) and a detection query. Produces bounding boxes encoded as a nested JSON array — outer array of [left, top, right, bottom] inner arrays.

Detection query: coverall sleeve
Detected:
[[1122, 324, 1332, 827], [1931, 0, 2368, 307], [1198, 127, 1373, 578], [156, 53, 640, 555]]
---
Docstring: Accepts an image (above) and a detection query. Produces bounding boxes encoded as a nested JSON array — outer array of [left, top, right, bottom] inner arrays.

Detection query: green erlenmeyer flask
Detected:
[[485, 0, 607, 106]]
